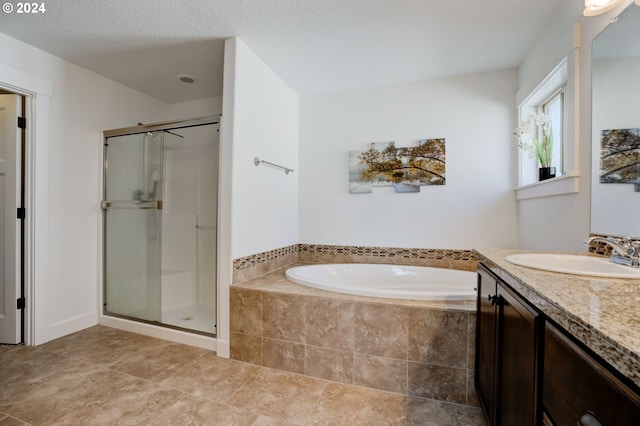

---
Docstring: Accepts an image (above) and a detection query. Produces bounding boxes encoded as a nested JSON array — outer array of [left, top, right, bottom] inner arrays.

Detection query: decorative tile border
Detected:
[[588, 234, 612, 256], [298, 244, 475, 261], [586, 233, 640, 257], [233, 244, 299, 270], [233, 245, 299, 284], [232, 244, 478, 284]]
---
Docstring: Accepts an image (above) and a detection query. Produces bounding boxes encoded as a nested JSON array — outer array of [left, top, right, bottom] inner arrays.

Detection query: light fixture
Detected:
[[177, 73, 197, 84], [583, 0, 625, 16]]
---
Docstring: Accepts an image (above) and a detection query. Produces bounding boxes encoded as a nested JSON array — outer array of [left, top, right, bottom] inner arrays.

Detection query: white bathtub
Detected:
[[285, 263, 477, 300]]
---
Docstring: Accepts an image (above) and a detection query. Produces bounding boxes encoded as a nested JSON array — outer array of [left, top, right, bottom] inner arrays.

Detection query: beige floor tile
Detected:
[[52, 329, 163, 367], [0, 347, 79, 391], [251, 415, 294, 425], [115, 339, 209, 382], [160, 352, 260, 402], [0, 414, 27, 425], [307, 382, 407, 426], [0, 362, 120, 424], [44, 374, 183, 425], [0, 325, 487, 425], [406, 397, 486, 426], [38, 325, 130, 355], [226, 368, 328, 424], [148, 394, 259, 425]]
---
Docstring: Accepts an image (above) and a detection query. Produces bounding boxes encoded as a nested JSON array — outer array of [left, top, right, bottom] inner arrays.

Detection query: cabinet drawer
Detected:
[[543, 322, 640, 426]]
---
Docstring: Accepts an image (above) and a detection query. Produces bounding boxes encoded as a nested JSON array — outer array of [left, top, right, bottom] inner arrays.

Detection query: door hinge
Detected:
[[17, 207, 25, 219], [17, 116, 26, 129], [17, 297, 25, 310]]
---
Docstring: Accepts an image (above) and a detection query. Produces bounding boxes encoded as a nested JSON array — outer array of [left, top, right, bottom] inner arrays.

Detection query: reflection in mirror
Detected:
[[591, 3, 640, 238]]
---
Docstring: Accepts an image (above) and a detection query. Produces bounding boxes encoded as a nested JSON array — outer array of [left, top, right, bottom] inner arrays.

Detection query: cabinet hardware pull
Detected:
[[488, 294, 505, 306], [578, 411, 604, 426]]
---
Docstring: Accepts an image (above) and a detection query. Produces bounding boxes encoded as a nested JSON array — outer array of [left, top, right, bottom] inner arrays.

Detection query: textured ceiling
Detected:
[[0, 0, 583, 103]]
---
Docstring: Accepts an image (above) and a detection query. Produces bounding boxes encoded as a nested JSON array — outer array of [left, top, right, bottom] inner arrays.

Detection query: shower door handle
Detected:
[[101, 200, 163, 210]]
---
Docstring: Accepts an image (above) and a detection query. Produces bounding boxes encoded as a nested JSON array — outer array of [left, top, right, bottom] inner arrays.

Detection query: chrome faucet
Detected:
[[585, 236, 640, 268]]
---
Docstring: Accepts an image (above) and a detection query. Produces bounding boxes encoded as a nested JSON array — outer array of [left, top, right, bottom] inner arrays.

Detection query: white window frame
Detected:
[[515, 56, 580, 200], [518, 61, 567, 186]]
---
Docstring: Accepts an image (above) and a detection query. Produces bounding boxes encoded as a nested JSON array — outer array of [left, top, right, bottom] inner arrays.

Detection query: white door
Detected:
[[0, 94, 22, 344]]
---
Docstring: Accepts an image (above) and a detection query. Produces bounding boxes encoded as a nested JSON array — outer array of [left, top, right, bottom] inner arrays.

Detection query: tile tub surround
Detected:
[[230, 265, 478, 407], [475, 248, 640, 389], [234, 244, 299, 284], [233, 244, 477, 284]]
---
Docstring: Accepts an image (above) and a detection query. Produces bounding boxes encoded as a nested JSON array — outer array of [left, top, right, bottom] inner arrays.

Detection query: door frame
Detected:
[[0, 64, 53, 346], [0, 92, 23, 344]]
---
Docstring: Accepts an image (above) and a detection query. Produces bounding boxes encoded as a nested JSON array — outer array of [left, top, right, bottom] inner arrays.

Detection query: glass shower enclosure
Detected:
[[102, 117, 219, 336]]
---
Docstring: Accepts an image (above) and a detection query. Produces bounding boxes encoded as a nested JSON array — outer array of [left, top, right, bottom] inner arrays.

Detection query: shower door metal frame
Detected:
[[102, 115, 219, 138], [101, 115, 221, 336]]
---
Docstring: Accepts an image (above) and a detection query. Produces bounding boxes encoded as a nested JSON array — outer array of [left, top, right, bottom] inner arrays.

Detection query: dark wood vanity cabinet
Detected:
[[476, 262, 640, 426], [543, 322, 640, 426], [476, 266, 498, 423], [475, 264, 542, 426]]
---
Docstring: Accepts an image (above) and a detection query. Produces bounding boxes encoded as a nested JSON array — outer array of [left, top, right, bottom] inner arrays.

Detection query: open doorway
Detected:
[[0, 90, 25, 344]]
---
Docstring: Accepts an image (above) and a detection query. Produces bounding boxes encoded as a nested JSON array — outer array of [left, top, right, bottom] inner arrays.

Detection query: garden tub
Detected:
[[285, 263, 477, 300]]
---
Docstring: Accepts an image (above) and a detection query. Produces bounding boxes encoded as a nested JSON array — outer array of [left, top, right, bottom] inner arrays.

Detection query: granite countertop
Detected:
[[474, 248, 640, 389]]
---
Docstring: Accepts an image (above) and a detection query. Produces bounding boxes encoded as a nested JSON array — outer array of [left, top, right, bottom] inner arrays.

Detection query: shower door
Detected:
[[102, 132, 164, 323]]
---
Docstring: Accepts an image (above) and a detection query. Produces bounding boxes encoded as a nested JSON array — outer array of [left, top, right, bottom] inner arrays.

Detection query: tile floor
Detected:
[[0, 326, 486, 425]]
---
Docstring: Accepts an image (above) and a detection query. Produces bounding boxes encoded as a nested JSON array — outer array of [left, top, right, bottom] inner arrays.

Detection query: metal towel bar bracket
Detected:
[[254, 157, 294, 174]]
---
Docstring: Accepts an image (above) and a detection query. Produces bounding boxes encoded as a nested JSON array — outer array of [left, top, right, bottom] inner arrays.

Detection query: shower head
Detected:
[[137, 123, 183, 139]]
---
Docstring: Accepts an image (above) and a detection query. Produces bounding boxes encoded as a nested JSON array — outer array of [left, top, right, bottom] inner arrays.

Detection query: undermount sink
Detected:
[[505, 253, 640, 278]]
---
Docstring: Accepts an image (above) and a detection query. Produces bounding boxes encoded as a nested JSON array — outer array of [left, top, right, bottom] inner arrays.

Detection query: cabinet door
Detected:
[[544, 322, 640, 426], [475, 267, 498, 425], [498, 282, 541, 426]]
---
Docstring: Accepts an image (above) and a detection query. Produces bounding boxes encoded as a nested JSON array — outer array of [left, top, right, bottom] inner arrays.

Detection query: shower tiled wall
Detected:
[[233, 244, 477, 284], [230, 286, 478, 406]]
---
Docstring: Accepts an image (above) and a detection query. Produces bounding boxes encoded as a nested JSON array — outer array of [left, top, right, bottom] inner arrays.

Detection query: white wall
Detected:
[[516, 0, 634, 251], [228, 38, 300, 258], [0, 32, 172, 343], [167, 96, 222, 120], [213, 37, 299, 357], [515, 4, 590, 251], [299, 70, 519, 250]]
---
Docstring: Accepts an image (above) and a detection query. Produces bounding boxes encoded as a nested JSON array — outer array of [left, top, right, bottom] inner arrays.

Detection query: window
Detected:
[[517, 59, 568, 187], [540, 86, 566, 176]]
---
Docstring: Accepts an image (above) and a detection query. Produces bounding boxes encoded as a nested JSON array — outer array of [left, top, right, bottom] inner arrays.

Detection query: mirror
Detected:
[[591, 3, 640, 238]]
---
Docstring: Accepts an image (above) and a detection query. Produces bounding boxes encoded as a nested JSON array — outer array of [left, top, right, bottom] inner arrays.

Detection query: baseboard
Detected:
[[98, 315, 217, 352]]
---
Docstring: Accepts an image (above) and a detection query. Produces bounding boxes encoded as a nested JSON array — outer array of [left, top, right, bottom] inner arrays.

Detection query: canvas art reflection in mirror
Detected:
[[599, 128, 640, 183]]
